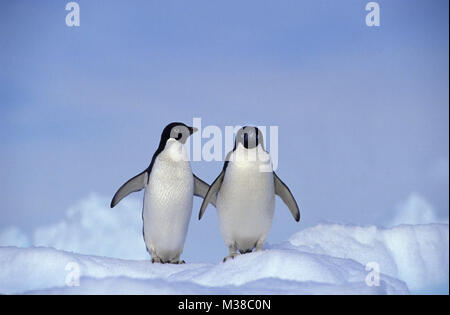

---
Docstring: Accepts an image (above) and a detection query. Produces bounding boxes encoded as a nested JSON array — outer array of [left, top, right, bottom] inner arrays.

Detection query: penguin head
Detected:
[[235, 126, 264, 149], [160, 122, 197, 145]]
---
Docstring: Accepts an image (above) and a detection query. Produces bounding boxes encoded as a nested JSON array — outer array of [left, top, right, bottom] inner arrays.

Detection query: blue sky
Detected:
[[0, 1, 448, 262]]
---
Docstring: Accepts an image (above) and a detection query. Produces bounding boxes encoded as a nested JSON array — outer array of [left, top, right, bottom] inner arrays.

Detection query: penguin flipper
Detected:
[[198, 171, 224, 220], [110, 171, 148, 208], [193, 175, 216, 207], [274, 172, 300, 222]]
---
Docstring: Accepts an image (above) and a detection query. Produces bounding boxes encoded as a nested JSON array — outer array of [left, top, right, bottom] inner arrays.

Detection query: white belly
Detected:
[[142, 140, 194, 261], [217, 145, 275, 251]]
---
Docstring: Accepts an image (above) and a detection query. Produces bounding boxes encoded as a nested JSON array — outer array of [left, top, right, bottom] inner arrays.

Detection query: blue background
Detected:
[[0, 0, 448, 262]]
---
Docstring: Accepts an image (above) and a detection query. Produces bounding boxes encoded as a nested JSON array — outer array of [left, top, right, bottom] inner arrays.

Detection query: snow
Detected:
[[1, 223, 447, 295], [0, 226, 30, 248], [0, 246, 407, 295], [0, 194, 149, 260], [387, 193, 448, 227], [287, 223, 449, 292]]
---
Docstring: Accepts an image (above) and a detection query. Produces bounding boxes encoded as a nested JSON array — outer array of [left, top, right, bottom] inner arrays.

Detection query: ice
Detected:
[[0, 246, 407, 295], [0, 194, 149, 260], [387, 193, 447, 227], [288, 223, 449, 292], [0, 222, 447, 295]]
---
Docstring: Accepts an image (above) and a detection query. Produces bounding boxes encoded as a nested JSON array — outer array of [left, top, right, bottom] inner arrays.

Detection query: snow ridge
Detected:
[[0, 223, 447, 295]]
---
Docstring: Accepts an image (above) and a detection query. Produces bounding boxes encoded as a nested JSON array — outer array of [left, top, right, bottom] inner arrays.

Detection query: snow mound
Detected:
[[0, 246, 407, 295], [0, 223, 447, 295], [287, 223, 449, 292], [387, 193, 447, 227], [33, 194, 149, 260], [0, 194, 148, 260]]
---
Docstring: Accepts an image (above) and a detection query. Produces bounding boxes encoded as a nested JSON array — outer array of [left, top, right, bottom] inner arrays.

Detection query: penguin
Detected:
[[110, 122, 215, 264], [198, 126, 300, 262]]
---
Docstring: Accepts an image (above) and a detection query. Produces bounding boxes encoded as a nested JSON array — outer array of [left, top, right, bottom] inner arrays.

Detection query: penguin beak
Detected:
[[243, 131, 257, 148], [189, 127, 198, 135], [244, 133, 249, 147]]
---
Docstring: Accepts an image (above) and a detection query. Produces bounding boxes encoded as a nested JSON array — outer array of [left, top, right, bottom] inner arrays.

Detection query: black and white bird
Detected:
[[199, 126, 300, 262], [111, 122, 214, 264]]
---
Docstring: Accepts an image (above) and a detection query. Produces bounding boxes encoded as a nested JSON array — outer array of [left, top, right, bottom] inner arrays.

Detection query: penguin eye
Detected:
[[174, 128, 180, 133]]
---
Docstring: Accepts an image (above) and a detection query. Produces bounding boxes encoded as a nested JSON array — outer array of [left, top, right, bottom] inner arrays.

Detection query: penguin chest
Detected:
[[143, 150, 194, 255], [217, 152, 275, 246], [145, 161, 194, 214]]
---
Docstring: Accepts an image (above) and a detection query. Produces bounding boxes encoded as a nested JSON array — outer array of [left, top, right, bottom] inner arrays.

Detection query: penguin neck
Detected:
[[233, 143, 263, 163], [160, 138, 189, 162], [235, 142, 261, 153]]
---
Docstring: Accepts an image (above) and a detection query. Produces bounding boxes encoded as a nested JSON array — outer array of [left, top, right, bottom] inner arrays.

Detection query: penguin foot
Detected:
[[151, 257, 163, 264], [169, 259, 186, 264], [223, 254, 238, 262]]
